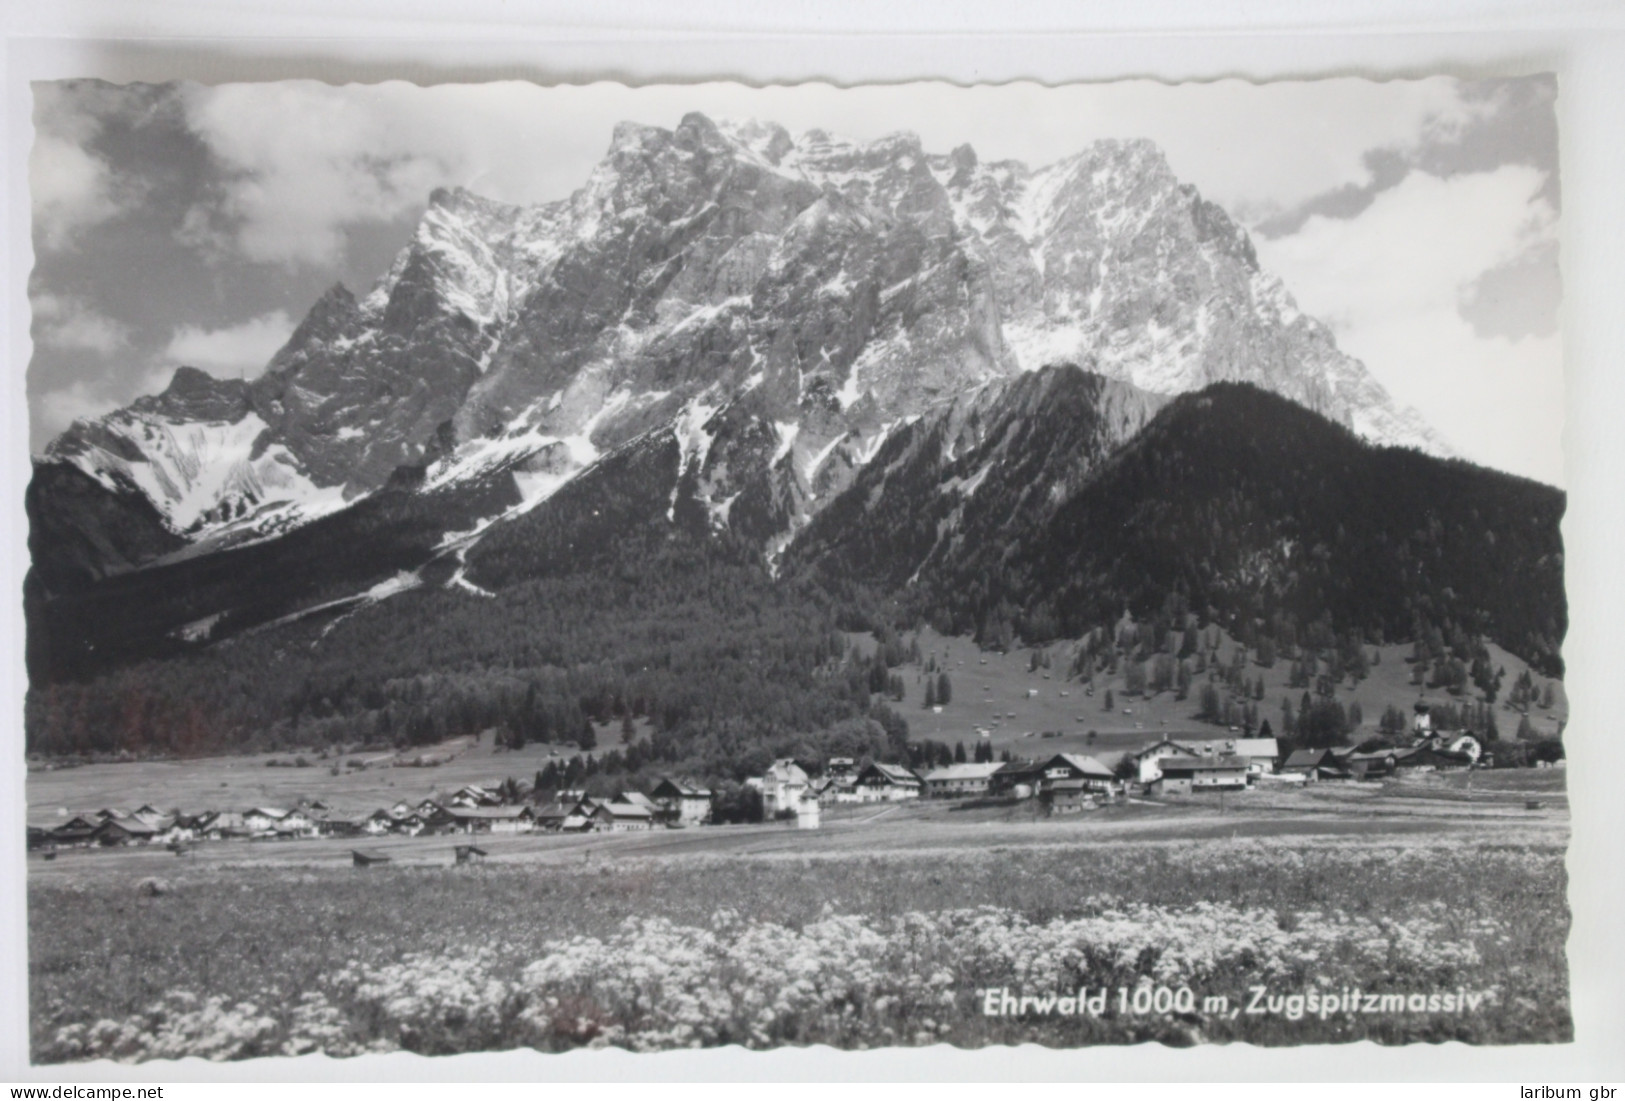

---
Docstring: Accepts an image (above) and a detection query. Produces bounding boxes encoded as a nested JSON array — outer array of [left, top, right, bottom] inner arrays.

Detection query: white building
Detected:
[[750, 759, 811, 816]]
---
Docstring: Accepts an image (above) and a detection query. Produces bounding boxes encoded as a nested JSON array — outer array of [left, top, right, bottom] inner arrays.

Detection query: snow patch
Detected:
[[771, 421, 800, 466]]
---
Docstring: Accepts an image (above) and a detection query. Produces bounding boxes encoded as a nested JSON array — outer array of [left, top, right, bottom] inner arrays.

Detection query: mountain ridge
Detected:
[[37, 113, 1453, 584], [23, 371, 1562, 761]]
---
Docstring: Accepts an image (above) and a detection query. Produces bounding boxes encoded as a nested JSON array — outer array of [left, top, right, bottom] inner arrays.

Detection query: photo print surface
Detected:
[[22, 75, 1569, 1062]]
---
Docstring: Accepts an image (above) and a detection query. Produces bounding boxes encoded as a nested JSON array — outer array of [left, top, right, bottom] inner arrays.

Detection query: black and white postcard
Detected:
[[19, 73, 1575, 1066]]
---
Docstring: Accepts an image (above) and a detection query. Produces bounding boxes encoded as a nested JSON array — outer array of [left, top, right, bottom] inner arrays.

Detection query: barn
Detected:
[[918, 762, 1003, 799], [593, 803, 657, 831], [94, 816, 159, 846], [438, 806, 536, 834]]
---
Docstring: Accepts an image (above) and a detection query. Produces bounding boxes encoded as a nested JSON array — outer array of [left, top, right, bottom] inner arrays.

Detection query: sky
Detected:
[[26, 75, 1563, 485]]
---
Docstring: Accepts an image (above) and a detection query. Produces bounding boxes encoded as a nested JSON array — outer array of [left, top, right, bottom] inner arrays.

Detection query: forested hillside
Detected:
[[898, 383, 1566, 676], [25, 379, 1566, 770], [25, 528, 914, 780], [25, 464, 521, 683]]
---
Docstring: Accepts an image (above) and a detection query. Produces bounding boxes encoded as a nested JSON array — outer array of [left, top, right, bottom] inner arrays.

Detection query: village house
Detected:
[[852, 762, 923, 802], [273, 809, 318, 838], [362, 809, 396, 836], [750, 759, 812, 815], [47, 815, 102, 848], [592, 802, 657, 831], [1179, 737, 1281, 777], [1347, 749, 1399, 779], [448, 785, 502, 808], [826, 758, 859, 786], [993, 753, 1116, 798], [198, 811, 248, 840], [918, 762, 1003, 799], [315, 813, 369, 838], [152, 816, 195, 846], [559, 807, 595, 832], [243, 807, 290, 834], [1396, 741, 1478, 771], [649, 778, 713, 826], [1041, 778, 1099, 814], [1279, 747, 1331, 780], [390, 811, 430, 836], [94, 815, 159, 846], [813, 758, 862, 802], [1426, 732, 1483, 765], [1129, 737, 1199, 784], [1151, 754, 1251, 795], [530, 797, 587, 832], [1228, 738, 1281, 776], [435, 805, 535, 834], [615, 791, 660, 814]]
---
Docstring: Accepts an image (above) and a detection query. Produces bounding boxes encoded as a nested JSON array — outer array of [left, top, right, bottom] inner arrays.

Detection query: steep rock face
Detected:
[[37, 114, 1448, 577], [43, 365, 346, 544], [929, 138, 1443, 448], [783, 365, 1166, 594]]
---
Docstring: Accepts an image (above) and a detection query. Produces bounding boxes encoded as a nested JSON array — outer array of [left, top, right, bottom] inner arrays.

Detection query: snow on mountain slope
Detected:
[[43, 368, 352, 549]]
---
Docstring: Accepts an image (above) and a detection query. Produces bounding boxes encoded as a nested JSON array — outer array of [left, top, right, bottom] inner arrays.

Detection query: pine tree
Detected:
[[1104, 688, 1115, 712], [937, 672, 953, 705], [954, 740, 967, 763], [1198, 682, 1221, 722]]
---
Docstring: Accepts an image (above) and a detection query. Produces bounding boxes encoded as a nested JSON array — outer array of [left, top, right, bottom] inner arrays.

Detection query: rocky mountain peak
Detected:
[[38, 114, 1450, 568], [130, 366, 251, 423]]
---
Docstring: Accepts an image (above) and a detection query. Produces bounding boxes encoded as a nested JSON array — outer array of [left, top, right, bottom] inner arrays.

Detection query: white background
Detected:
[[2, 0, 1623, 1084]]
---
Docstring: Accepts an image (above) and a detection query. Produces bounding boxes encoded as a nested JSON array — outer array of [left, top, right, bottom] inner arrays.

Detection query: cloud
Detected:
[[178, 83, 461, 266], [36, 380, 119, 439], [29, 82, 151, 251], [31, 133, 123, 251], [1255, 165, 1563, 486], [32, 292, 130, 354], [1250, 75, 1556, 242], [160, 310, 296, 377]]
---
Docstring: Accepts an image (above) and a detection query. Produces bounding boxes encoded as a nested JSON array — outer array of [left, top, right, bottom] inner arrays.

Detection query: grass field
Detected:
[[28, 770, 1571, 1062], [882, 627, 1567, 760], [23, 626, 1572, 1062], [26, 626, 1565, 826], [24, 718, 647, 822]]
